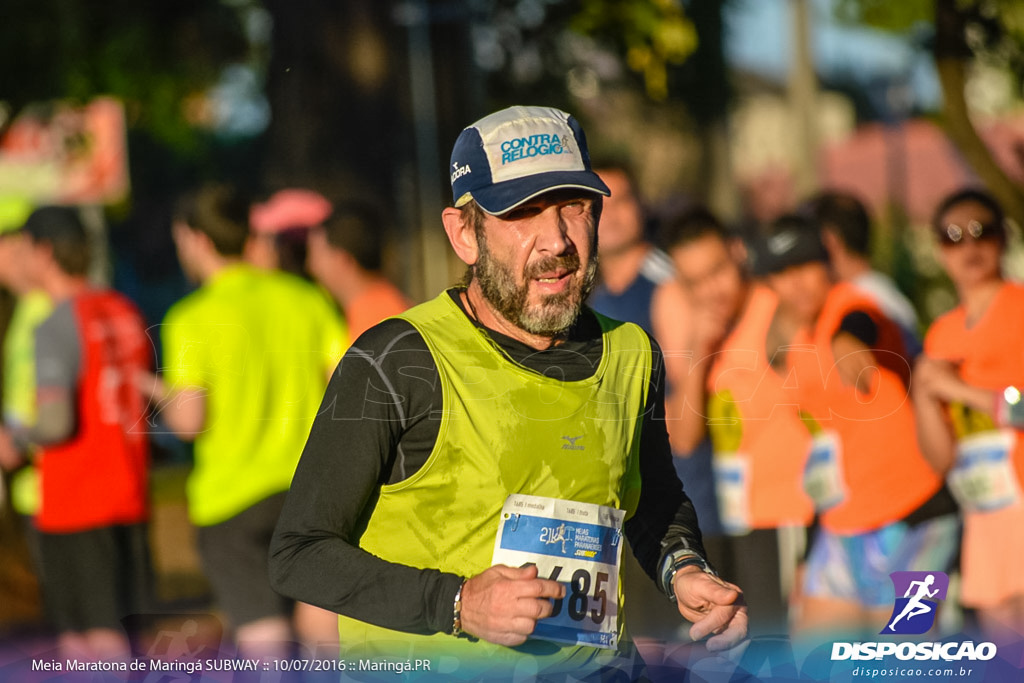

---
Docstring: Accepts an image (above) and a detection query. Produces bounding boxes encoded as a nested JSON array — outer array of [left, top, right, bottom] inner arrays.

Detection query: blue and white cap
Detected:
[[449, 106, 611, 215]]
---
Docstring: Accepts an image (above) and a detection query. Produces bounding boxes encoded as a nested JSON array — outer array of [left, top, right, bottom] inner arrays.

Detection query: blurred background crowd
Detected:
[[2, 0, 1024, 671]]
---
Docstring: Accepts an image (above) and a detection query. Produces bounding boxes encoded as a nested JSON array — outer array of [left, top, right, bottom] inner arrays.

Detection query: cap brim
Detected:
[[466, 171, 611, 215], [755, 244, 828, 275]]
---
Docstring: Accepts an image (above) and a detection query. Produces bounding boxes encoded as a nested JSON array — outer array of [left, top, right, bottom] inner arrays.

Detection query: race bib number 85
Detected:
[[492, 494, 624, 649]]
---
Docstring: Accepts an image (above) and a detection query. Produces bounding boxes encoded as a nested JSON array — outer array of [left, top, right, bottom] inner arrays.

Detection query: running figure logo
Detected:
[[540, 523, 573, 553], [883, 571, 950, 635]]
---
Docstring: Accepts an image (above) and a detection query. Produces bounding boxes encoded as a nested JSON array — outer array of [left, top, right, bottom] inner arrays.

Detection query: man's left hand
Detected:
[[673, 565, 747, 651]]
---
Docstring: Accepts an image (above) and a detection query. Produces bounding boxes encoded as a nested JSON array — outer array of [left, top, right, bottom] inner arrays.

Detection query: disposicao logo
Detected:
[[830, 570, 997, 663], [883, 571, 948, 635]]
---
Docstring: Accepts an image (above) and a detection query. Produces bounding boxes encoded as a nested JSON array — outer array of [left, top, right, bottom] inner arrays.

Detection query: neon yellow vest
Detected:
[[5, 291, 54, 516], [337, 292, 652, 677]]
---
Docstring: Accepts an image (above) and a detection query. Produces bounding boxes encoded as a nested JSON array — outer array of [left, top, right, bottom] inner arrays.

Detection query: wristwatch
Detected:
[[661, 549, 717, 602]]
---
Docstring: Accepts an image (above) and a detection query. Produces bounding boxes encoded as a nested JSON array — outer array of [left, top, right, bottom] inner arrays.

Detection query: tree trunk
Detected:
[[934, 0, 1024, 223], [788, 0, 819, 199]]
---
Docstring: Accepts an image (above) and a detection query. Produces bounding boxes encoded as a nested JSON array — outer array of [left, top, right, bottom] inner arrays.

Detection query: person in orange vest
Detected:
[[803, 190, 921, 356], [586, 163, 730, 644], [914, 188, 1024, 644], [306, 201, 412, 341], [0, 207, 152, 659], [662, 206, 813, 635], [757, 213, 959, 639]]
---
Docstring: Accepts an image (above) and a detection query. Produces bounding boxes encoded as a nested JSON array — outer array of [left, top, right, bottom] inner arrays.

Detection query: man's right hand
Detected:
[[459, 564, 565, 646]]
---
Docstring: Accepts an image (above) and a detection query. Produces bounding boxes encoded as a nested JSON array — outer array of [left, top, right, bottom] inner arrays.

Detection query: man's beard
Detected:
[[474, 233, 598, 337]]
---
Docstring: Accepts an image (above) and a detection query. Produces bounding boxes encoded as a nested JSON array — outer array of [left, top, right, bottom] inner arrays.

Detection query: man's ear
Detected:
[[171, 221, 193, 250], [441, 206, 480, 267], [173, 221, 217, 261]]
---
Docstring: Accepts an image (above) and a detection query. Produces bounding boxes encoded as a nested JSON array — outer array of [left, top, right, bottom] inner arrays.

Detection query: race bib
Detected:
[[713, 453, 751, 536], [492, 494, 623, 649], [803, 431, 846, 512], [949, 430, 1021, 512]]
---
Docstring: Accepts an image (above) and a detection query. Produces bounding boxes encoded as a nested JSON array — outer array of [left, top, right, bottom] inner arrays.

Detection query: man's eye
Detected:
[[504, 206, 541, 221]]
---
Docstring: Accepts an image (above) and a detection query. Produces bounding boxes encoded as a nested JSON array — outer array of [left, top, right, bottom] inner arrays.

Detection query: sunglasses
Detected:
[[936, 219, 1002, 245]]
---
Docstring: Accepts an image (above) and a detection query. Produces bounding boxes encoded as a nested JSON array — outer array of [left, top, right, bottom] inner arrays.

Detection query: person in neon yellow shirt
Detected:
[[0, 197, 53, 522], [141, 184, 347, 658]]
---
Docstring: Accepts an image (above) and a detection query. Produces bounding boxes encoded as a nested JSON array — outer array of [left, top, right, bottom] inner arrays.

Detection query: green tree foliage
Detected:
[[572, 0, 698, 100], [0, 0, 248, 152], [838, 0, 1024, 77], [835, 0, 933, 31], [464, 1, 719, 114]]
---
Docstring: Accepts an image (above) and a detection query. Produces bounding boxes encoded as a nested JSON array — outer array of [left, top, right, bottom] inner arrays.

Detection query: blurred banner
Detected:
[[0, 97, 129, 205]]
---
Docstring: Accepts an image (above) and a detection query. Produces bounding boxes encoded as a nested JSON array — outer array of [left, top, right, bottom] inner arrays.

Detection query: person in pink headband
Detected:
[[246, 188, 332, 278]]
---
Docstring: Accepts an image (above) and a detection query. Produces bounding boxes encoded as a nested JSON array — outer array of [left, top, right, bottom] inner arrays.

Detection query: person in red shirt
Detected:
[[2, 207, 152, 659], [914, 188, 1024, 644]]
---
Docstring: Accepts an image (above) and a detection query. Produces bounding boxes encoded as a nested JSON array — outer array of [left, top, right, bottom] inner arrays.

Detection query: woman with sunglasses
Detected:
[[913, 187, 1024, 644]]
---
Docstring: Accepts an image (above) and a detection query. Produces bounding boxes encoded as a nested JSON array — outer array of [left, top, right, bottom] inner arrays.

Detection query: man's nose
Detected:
[[533, 206, 572, 254]]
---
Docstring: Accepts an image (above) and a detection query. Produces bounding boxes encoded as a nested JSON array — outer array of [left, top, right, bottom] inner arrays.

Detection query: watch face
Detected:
[[663, 551, 710, 597]]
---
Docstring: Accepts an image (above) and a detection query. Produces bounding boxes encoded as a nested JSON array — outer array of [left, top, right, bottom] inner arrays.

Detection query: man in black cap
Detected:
[[757, 214, 957, 640], [270, 106, 746, 679]]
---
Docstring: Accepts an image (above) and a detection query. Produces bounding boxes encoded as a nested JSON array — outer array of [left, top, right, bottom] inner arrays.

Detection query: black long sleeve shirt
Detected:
[[269, 289, 705, 635]]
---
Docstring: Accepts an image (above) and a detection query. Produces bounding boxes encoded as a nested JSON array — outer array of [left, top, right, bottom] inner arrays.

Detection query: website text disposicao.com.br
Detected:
[[852, 665, 980, 679]]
